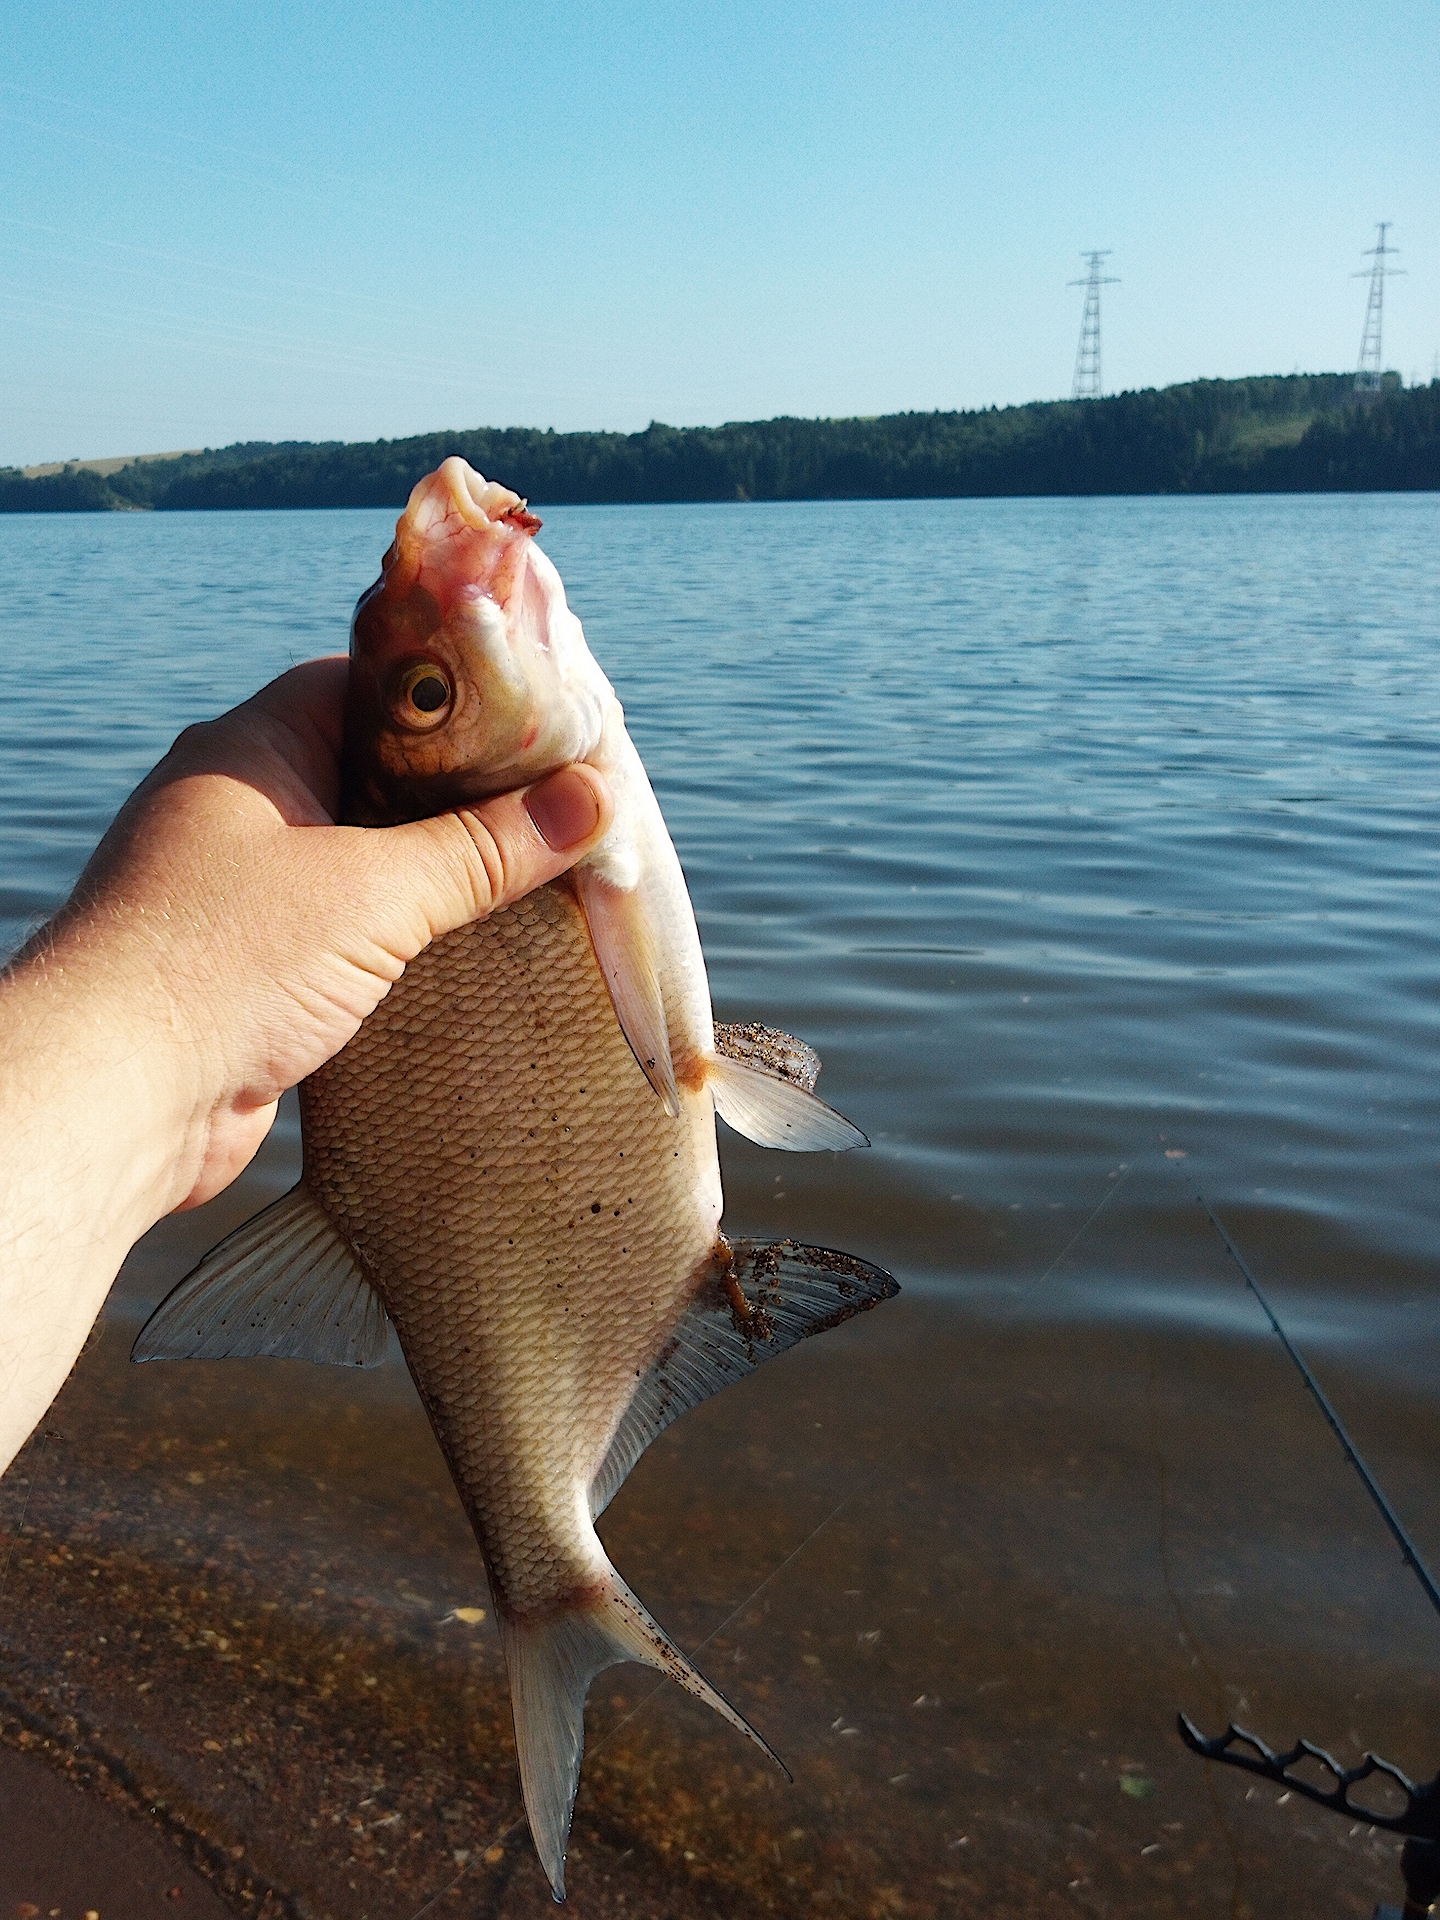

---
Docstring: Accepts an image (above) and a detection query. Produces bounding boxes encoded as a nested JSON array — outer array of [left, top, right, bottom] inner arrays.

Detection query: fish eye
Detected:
[[391, 661, 454, 731]]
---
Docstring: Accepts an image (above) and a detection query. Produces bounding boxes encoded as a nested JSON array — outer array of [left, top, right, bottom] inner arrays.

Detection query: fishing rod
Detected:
[[1198, 1192, 1440, 1625], [1184, 1190, 1440, 1920]]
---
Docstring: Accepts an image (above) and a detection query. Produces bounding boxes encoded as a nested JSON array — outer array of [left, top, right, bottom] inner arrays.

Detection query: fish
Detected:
[[134, 457, 898, 1898]]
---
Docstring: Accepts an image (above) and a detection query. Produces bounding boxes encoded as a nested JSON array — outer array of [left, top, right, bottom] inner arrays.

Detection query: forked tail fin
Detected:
[[498, 1565, 783, 1901]]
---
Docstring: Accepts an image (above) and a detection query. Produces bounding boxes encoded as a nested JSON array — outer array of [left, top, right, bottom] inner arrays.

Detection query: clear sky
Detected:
[[3, 0, 1436, 466]]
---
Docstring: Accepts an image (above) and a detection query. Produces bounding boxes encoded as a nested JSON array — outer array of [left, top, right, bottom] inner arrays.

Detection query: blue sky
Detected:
[[2, 0, 1436, 465]]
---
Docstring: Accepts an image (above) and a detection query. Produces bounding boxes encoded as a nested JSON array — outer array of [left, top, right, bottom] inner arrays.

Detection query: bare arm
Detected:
[[0, 658, 612, 1476]]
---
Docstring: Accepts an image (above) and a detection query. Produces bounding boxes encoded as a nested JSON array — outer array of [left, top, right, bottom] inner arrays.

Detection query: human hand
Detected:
[[0, 656, 611, 1475], [0, 652, 614, 1474], [7, 655, 613, 1217]]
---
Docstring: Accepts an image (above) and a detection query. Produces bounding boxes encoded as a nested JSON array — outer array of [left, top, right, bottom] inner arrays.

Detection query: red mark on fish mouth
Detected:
[[500, 504, 543, 533]]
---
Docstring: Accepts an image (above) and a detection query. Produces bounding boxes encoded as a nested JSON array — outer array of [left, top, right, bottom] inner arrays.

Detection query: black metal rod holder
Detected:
[[1179, 1716, 1440, 1916]]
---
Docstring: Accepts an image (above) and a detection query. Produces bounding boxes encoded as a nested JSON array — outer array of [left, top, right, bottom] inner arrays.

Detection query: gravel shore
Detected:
[[4, 1182, 1437, 1918]]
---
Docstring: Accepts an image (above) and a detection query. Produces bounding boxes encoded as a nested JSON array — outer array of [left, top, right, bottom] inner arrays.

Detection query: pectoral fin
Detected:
[[131, 1183, 389, 1367], [573, 864, 680, 1117], [589, 1239, 897, 1518]]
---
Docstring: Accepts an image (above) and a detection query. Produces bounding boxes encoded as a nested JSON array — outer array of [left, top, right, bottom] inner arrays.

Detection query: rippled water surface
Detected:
[[5, 495, 1440, 1273], [3, 493, 1440, 1918]]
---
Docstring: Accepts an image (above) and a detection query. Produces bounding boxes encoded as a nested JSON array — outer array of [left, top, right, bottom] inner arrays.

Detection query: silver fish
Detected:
[[136, 459, 897, 1897]]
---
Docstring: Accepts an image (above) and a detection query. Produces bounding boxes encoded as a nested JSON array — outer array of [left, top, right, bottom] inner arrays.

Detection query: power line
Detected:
[[1353, 222, 1404, 398], [1068, 250, 1119, 399]]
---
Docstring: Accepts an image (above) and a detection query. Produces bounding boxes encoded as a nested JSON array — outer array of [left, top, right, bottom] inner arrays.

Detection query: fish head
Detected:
[[342, 457, 610, 823]]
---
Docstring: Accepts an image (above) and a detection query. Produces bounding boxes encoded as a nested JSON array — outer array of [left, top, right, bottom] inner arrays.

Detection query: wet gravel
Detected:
[[4, 1186, 1440, 1918]]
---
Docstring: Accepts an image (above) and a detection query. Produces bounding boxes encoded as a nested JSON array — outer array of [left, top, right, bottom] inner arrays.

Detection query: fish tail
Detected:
[[499, 1565, 784, 1901]]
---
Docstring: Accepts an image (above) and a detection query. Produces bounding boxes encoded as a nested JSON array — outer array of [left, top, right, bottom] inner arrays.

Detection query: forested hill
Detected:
[[3, 373, 1436, 513]]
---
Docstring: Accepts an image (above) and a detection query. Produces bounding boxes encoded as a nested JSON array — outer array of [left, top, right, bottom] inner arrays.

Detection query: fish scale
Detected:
[[299, 882, 721, 1615]]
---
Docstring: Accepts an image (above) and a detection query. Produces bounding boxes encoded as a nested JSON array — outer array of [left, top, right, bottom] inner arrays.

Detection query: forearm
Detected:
[[0, 942, 191, 1475]]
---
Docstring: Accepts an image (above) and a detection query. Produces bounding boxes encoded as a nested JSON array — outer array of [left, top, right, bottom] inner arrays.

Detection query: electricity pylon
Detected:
[[1353, 224, 1403, 397], [1069, 250, 1119, 398]]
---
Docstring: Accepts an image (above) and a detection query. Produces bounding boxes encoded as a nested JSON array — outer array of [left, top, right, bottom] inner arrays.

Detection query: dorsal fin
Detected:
[[589, 1239, 898, 1518], [132, 1183, 389, 1367]]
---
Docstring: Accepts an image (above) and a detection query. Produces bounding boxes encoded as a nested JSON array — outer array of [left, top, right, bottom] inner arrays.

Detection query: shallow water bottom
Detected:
[[5, 1164, 1440, 1920]]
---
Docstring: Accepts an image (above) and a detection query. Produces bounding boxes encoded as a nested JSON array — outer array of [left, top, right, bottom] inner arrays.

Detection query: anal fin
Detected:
[[590, 1238, 898, 1518], [132, 1182, 388, 1367]]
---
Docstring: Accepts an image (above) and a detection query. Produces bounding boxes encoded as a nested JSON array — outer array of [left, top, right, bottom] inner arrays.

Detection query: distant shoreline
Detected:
[[18, 447, 204, 481], [2, 374, 1436, 513]]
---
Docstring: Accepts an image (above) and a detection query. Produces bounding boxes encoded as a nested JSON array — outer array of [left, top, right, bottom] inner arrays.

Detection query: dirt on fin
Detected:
[[499, 1564, 783, 1901], [714, 1020, 822, 1092], [132, 1183, 388, 1366], [591, 1238, 898, 1517]]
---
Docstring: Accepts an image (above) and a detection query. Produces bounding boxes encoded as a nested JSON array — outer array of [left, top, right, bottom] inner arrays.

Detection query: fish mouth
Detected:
[[409, 457, 541, 542], [384, 457, 542, 600]]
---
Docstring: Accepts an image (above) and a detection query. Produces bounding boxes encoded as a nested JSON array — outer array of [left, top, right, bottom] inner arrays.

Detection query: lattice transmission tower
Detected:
[[1069, 250, 1119, 398], [1353, 223, 1403, 397]]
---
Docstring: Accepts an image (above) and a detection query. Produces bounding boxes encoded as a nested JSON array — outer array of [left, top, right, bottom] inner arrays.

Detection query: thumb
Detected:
[[372, 764, 614, 951]]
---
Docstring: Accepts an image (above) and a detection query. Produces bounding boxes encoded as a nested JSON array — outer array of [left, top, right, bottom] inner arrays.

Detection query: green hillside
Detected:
[[2, 374, 1434, 513]]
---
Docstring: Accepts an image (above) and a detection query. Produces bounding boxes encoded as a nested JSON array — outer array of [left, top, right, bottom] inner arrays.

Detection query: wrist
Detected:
[[0, 919, 205, 1241]]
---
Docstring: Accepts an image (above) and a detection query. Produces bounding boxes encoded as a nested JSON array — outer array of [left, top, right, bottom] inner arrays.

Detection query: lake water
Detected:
[[2, 492, 1440, 1919]]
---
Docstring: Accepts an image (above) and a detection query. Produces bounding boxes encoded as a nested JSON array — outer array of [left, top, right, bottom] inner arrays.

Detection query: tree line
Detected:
[[3, 374, 1435, 514]]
